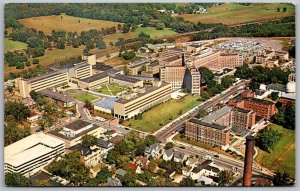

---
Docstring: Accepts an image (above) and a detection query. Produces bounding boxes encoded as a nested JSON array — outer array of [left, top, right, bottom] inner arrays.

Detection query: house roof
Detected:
[[97, 139, 113, 149], [107, 177, 122, 186], [192, 167, 202, 173], [145, 143, 161, 153], [128, 163, 138, 171], [116, 169, 126, 177], [203, 165, 220, 173], [174, 151, 185, 159], [68, 144, 99, 156], [164, 148, 174, 157], [135, 156, 149, 166]]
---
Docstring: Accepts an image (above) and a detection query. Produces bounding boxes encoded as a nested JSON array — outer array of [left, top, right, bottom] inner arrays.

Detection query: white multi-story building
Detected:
[[4, 133, 65, 177]]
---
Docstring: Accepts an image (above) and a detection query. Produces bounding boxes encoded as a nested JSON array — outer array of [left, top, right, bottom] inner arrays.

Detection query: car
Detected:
[[125, 127, 129, 130], [179, 146, 185, 149], [214, 154, 220, 158]]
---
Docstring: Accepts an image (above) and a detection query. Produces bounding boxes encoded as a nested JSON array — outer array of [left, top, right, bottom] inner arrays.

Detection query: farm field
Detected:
[[4, 38, 27, 53], [255, 124, 295, 178], [123, 95, 201, 132], [18, 14, 121, 35], [179, 3, 295, 26]]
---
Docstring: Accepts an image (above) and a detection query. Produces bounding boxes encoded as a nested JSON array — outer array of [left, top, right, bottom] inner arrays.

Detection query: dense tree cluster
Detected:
[[272, 104, 295, 130], [193, 16, 295, 41], [5, 101, 30, 122], [235, 64, 291, 89], [4, 116, 31, 146], [46, 150, 90, 186], [5, 172, 32, 186], [255, 127, 282, 152], [273, 170, 294, 186], [81, 134, 98, 147]]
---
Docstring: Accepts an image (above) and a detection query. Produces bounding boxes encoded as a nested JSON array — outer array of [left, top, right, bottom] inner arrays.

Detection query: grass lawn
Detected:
[[133, 27, 177, 38], [255, 124, 295, 178], [18, 14, 121, 35], [123, 95, 201, 132], [4, 38, 27, 53], [96, 83, 125, 96], [179, 3, 295, 26], [73, 92, 98, 102]]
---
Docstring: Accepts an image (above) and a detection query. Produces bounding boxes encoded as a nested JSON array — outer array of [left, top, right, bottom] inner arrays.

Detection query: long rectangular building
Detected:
[[4, 133, 65, 177], [185, 118, 230, 147], [113, 82, 172, 119]]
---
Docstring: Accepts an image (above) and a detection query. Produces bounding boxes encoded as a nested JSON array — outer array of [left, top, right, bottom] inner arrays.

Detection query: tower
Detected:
[[243, 135, 255, 186]]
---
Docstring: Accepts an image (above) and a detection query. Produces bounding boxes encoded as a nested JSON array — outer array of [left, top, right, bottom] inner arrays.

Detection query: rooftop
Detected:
[[111, 74, 142, 83], [39, 88, 74, 103], [94, 97, 119, 111], [26, 69, 67, 83], [188, 118, 228, 131], [80, 72, 109, 83], [68, 144, 99, 156], [202, 106, 232, 123], [65, 120, 92, 131], [115, 82, 170, 104], [51, 61, 89, 70], [4, 133, 64, 167]]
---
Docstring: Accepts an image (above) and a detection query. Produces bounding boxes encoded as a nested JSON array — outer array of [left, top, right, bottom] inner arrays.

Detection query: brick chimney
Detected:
[[243, 135, 255, 186]]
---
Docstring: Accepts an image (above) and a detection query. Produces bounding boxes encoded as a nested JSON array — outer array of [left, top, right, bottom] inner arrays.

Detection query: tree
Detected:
[[199, 67, 215, 87], [196, 108, 208, 118], [32, 59, 39, 65], [5, 101, 30, 122], [179, 177, 195, 186], [84, 99, 93, 110], [217, 170, 234, 186], [156, 23, 165, 30], [277, 8, 280, 12], [122, 51, 136, 60], [273, 170, 292, 186], [121, 23, 131, 33], [81, 134, 98, 147], [95, 167, 112, 184], [144, 135, 158, 147], [57, 39, 66, 49], [256, 127, 282, 152], [268, 92, 279, 101], [164, 142, 174, 150], [283, 7, 287, 12], [5, 172, 32, 186], [284, 104, 295, 130], [221, 75, 235, 88], [96, 39, 106, 49], [123, 65, 129, 75]]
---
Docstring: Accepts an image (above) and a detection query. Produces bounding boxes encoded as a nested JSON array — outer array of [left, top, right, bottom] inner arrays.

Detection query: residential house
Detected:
[[190, 167, 202, 180], [128, 162, 142, 174], [182, 166, 193, 176], [185, 156, 198, 167], [174, 151, 188, 163], [200, 165, 220, 177], [116, 169, 127, 179], [67, 144, 102, 168], [164, 169, 176, 179], [145, 143, 162, 158], [106, 177, 122, 186], [96, 139, 114, 158], [162, 148, 174, 161], [135, 156, 149, 168]]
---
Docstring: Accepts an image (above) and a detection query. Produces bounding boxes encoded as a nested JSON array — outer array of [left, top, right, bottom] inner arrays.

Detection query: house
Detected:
[[145, 143, 162, 158], [27, 112, 41, 123], [200, 165, 220, 177], [106, 177, 122, 186], [116, 169, 127, 179], [198, 176, 216, 186], [182, 166, 193, 176], [135, 156, 149, 167], [67, 144, 102, 168], [164, 169, 176, 179], [186, 156, 198, 167], [97, 139, 114, 158], [162, 148, 174, 161], [190, 167, 202, 180], [174, 151, 188, 163], [128, 162, 142, 174]]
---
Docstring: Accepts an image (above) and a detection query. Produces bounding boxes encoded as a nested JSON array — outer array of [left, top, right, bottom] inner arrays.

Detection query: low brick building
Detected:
[[231, 107, 256, 133]]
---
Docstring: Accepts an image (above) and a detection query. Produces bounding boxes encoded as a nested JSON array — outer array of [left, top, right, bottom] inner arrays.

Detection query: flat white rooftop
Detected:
[[4, 133, 65, 167]]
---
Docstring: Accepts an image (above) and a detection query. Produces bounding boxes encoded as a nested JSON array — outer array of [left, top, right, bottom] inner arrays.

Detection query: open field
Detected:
[[4, 38, 27, 53], [179, 3, 295, 26], [96, 83, 125, 96], [255, 124, 295, 178], [123, 95, 201, 132], [18, 14, 121, 35], [102, 27, 177, 44]]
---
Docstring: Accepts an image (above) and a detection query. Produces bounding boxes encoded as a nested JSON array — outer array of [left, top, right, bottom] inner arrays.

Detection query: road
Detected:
[[155, 80, 248, 142]]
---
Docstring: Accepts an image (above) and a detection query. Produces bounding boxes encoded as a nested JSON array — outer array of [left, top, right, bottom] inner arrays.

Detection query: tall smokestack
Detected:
[[243, 135, 255, 187]]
